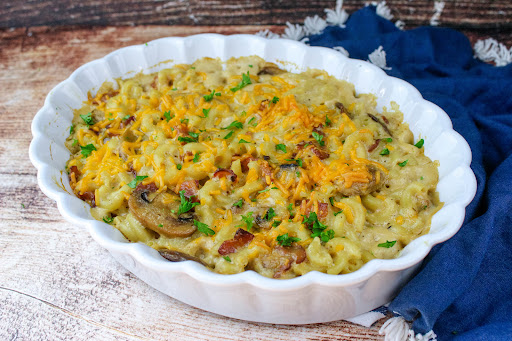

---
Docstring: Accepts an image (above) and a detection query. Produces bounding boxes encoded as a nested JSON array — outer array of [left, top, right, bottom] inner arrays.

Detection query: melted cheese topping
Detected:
[[65, 56, 441, 279]]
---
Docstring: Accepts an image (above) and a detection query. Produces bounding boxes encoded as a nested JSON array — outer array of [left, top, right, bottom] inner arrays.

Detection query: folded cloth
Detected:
[[304, 6, 512, 340]]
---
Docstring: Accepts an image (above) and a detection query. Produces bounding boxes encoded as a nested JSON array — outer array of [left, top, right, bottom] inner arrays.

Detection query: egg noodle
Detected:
[[65, 56, 441, 279]]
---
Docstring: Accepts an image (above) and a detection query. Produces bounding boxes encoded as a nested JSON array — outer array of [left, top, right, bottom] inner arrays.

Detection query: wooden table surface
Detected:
[[1, 1, 510, 340]]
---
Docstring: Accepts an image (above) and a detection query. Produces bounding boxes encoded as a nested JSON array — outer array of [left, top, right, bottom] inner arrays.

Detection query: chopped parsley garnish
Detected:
[[414, 139, 425, 148], [398, 160, 408, 167], [80, 144, 96, 158], [223, 131, 234, 139], [271, 96, 279, 104], [158, 224, 163, 227], [21, 203, 25, 209], [190, 66, 196, 69], [334, 210, 343, 216], [296, 171, 301, 177], [172, 88, 178, 91], [302, 212, 333, 242], [329, 197, 335, 206], [80, 113, 94, 126], [223, 256, 232, 262], [230, 72, 252, 92], [202, 108, 211, 118], [239, 139, 250, 144], [380, 148, 390, 156], [164, 111, 172, 122], [287, 203, 294, 214], [241, 212, 254, 231], [177, 190, 200, 215], [178, 132, 199, 144], [325, 115, 332, 126], [180, 118, 189, 124], [127, 175, 148, 188], [203, 90, 220, 102], [264, 208, 276, 221], [248, 64, 253, 68], [233, 199, 243, 208], [193, 153, 200, 163], [285, 158, 303, 167], [103, 216, 114, 224], [69, 124, 74, 134], [276, 233, 301, 247], [194, 220, 215, 236], [222, 121, 243, 130], [72, 139, 78, 146], [312, 131, 325, 146], [272, 220, 282, 227], [248, 117, 257, 126], [258, 187, 278, 193], [275, 144, 287, 153], [384, 138, 393, 142], [378, 240, 397, 248], [176, 164, 182, 170], [122, 115, 131, 120], [420, 176, 424, 180]]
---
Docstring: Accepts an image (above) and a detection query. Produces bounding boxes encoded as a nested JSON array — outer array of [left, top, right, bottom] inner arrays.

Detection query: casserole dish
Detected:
[[30, 34, 476, 324]]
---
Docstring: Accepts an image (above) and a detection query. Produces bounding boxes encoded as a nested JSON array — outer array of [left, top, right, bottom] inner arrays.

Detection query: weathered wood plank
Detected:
[[0, 24, 388, 341], [1, 0, 511, 29]]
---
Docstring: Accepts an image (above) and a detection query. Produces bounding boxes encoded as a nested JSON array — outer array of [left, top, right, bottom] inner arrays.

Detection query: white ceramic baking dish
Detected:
[[29, 34, 477, 324]]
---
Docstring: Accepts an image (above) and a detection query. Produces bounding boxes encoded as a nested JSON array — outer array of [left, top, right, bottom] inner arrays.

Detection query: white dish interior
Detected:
[[30, 34, 476, 324]]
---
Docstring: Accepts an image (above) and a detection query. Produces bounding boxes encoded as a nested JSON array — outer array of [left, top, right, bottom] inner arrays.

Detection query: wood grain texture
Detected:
[[0, 24, 390, 341], [2, 0, 512, 29]]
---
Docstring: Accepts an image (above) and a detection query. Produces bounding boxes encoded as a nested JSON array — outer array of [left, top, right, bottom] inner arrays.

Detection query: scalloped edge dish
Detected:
[[30, 34, 477, 324]]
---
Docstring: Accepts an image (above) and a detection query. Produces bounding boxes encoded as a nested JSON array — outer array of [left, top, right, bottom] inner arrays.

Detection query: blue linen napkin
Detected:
[[305, 6, 512, 340]]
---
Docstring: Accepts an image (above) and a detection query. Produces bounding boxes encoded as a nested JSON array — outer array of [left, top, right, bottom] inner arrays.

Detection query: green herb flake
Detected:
[[334, 210, 343, 216], [272, 220, 282, 227], [296, 171, 301, 177], [233, 199, 243, 208], [239, 139, 250, 144], [80, 144, 96, 158], [158, 224, 163, 227], [202, 108, 211, 118], [420, 176, 424, 180], [264, 208, 276, 221], [276, 233, 301, 247], [193, 153, 200, 163], [223, 131, 234, 139], [384, 138, 393, 142], [69, 124, 75, 134], [414, 139, 425, 148], [271, 96, 280, 104], [178, 132, 198, 144], [378, 240, 397, 248], [380, 148, 390, 156], [398, 160, 408, 167], [190, 66, 196, 69], [303, 212, 332, 242], [103, 216, 114, 224], [194, 220, 215, 236], [180, 118, 189, 124], [230, 72, 252, 92], [176, 164, 182, 170], [72, 139, 78, 146], [172, 88, 178, 91], [312, 131, 325, 146], [177, 190, 200, 215], [241, 212, 254, 231], [203, 90, 220, 102], [275, 144, 287, 153], [164, 111, 172, 122], [329, 197, 335, 206], [21, 203, 25, 209], [287, 203, 294, 214], [248, 117, 257, 126], [127, 175, 148, 189], [248, 65, 253, 68], [80, 113, 94, 126], [319, 229, 335, 243], [325, 115, 332, 126], [222, 121, 243, 130], [223, 256, 232, 262]]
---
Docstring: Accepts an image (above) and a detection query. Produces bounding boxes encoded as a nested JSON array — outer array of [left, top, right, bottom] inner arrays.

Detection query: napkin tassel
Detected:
[[379, 316, 437, 341]]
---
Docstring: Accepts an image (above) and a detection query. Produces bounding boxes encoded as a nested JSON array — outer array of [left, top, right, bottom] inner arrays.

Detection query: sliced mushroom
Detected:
[[213, 168, 237, 182], [159, 250, 207, 266], [258, 62, 286, 75], [336, 165, 386, 197], [368, 139, 380, 152], [128, 184, 197, 238], [260, 245, 307, 278]]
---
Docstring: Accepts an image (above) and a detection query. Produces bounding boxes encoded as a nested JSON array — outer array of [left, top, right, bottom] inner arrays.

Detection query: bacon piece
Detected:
[[150, 75, 158, 89], [218, 228, 255, 255], [303, 201, 329, 219], [368, 139, 380, 152], [335, 102, 346, 113], [175, 124, 189, 136], [137, 182, 158, 193], [69, 166, 80, 178], [259, 160, 273, 178], [259, 99, 270, 111], [120, 115, 135, 128], [77, 191, 96, 207], [381, 115, 389, 124], [179, 180, 200, 202], [311, 146, 330, 160], [368, 113, 393, 137], [241, 156, 257, 172], [276, 245, 306, 264], [213, 169, 237, 182]]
